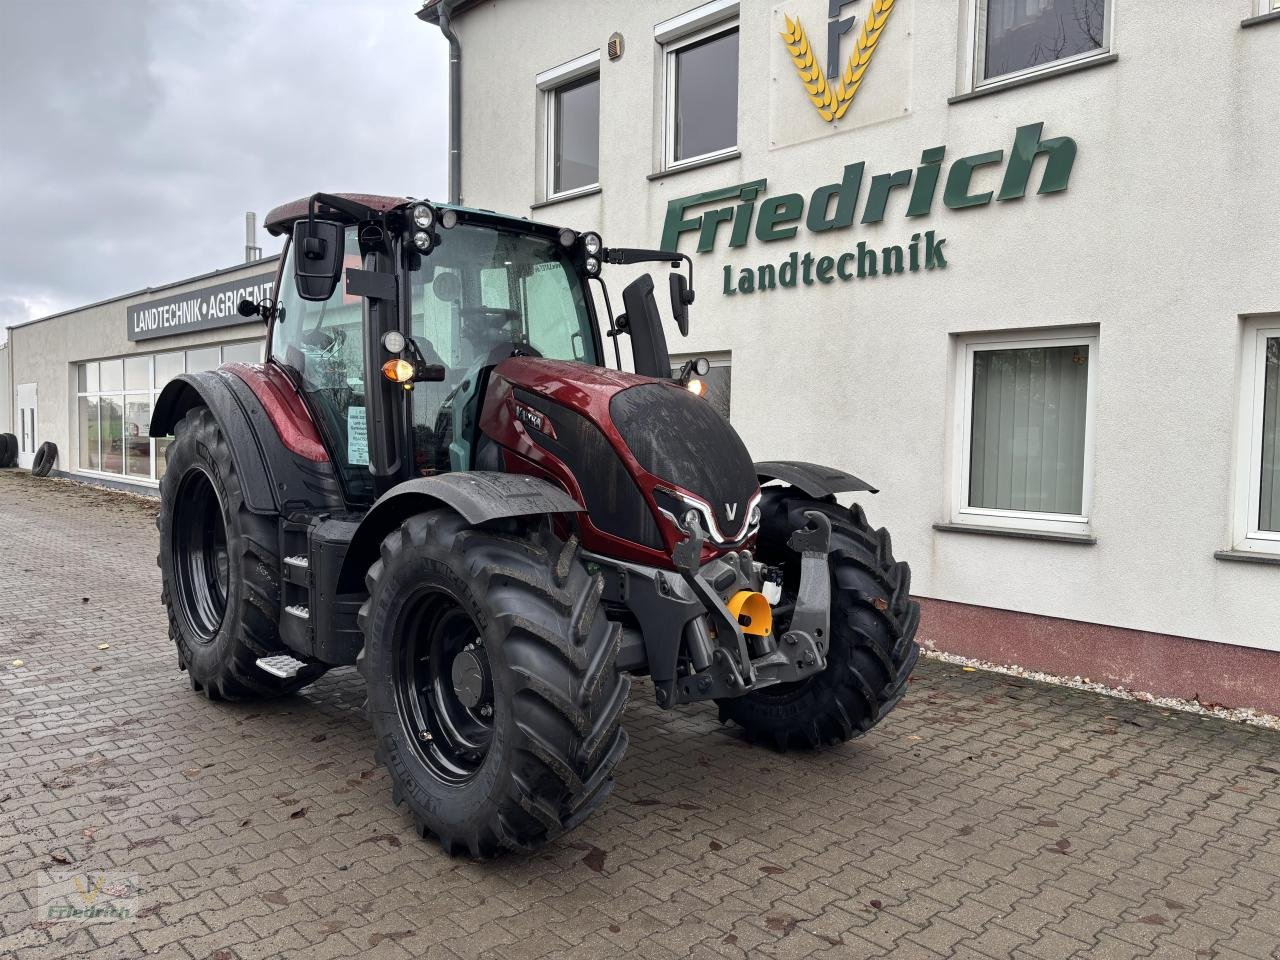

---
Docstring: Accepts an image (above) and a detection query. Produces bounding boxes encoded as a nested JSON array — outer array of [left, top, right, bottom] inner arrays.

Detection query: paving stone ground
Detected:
[[2, 469, 1280, 960]]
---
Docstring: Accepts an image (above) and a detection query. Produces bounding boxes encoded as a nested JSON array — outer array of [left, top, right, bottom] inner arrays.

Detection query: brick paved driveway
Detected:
[[2, 470, 1280, 960]]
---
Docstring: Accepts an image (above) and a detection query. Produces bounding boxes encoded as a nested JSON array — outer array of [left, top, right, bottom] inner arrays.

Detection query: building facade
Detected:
[[424, 0, 1280, 709], [3, 259, 276, 491]]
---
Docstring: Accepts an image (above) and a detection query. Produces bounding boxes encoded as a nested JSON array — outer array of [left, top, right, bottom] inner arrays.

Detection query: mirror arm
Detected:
[[602, 247, 694, 298]]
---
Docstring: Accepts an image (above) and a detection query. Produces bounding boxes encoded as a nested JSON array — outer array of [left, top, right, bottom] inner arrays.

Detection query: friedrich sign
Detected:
[[659, 122, 1077, 297], [127, 272, 275, 342]]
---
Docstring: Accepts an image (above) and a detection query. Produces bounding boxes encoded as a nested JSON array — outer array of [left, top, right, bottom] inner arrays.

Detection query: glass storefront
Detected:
[[74, 339, 262, 483]]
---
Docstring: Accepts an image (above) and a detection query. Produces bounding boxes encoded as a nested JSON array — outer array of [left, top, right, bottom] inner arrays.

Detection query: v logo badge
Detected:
[[781, 0, 896, 123], [724, 502, 739, 522]]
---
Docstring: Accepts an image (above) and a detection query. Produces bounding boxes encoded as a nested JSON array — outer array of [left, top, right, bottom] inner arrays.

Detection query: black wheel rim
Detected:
[[171, 467, 230, 643], [393, 589, 494, 784]]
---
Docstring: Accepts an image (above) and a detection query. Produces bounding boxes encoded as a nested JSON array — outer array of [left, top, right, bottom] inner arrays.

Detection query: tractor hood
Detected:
[[481, 357, 761, 562]]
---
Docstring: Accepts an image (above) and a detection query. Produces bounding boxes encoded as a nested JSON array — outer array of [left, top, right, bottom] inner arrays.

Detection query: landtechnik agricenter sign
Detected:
[[126, 272, 275, 342], [659, 123, 1076, 297]]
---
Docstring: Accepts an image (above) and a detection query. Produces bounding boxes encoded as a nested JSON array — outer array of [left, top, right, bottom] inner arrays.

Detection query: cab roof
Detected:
[[263, 193, 566, 240]]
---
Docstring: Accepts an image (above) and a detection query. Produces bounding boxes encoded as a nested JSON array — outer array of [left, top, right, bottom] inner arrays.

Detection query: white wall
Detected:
[[446, 0, 1280, 650], [0, 342, 11, 438]]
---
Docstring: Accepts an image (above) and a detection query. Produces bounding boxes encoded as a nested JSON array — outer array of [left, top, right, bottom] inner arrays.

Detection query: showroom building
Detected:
[[419, 0, 1280, 709], [2, 256, 276, 490]]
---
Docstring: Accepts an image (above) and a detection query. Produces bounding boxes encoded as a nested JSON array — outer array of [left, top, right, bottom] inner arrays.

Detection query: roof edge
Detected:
[[5, 254, 281, 335]]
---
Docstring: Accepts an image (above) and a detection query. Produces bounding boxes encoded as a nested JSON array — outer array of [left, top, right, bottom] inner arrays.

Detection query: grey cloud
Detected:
[[0, 0, 449, 340]]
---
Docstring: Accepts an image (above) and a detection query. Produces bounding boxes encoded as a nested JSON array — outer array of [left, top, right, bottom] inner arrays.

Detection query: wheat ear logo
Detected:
[[781, 0, 896, 122]]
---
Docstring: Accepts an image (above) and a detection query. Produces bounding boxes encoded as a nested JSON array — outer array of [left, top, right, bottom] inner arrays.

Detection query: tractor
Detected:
[[151, 193, 920, 857]]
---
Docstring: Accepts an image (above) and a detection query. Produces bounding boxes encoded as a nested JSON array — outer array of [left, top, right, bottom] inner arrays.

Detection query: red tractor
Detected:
[[151, 193, 919, 856]]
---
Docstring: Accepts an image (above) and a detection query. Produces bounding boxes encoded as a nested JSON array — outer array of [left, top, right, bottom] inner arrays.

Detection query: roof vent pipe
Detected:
[[244, 212, 262, 263], [418, 1, 462, 205]]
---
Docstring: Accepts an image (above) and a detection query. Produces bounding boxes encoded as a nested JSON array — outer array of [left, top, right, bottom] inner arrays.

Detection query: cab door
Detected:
[[15, 382, 36, 469]]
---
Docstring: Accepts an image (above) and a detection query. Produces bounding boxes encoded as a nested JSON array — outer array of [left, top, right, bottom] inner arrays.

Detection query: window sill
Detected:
[[1242, 10, 1280, 27], [948, 52, 1118, 105], [530, 185, 601, 210], [933, 522, 1096, 545], [648, 149, 741, 181], [1214, 549, 1280, 566]]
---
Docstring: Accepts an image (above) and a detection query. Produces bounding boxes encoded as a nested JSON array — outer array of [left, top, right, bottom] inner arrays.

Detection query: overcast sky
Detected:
[[0, 0, 449, 342]]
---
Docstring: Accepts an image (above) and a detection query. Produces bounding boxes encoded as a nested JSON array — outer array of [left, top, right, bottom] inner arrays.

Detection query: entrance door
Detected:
[[15, 382, 37, 470]]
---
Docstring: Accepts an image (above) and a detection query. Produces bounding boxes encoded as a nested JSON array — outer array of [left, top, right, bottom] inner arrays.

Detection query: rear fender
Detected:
[[336, 472, 584, 592], [150, 368, 343, 515], [754, 460, 879, 498]]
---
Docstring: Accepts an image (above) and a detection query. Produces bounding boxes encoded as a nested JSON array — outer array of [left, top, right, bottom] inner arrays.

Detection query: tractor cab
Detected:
[[259, 193, 693, 505]]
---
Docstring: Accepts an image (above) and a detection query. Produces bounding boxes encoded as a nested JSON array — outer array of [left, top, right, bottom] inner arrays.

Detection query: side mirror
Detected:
[[669, 273, 694, 337], [292, 218, 345, 301]]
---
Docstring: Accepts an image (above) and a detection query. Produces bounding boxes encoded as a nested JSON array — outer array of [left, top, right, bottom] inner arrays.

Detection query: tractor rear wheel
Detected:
[[358, 510, 630, 857], [716, 488, 920, 749], [158, 406, 324, 700]]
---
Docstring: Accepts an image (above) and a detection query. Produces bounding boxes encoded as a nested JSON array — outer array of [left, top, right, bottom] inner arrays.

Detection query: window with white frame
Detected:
[[1231, 320, 1280, 553], [537, 52, 600, 201], [75, 340, 262, 483], [971, 0, 1111, 88], [657, 1, 739, 170], [951, 330, 1097, 534]]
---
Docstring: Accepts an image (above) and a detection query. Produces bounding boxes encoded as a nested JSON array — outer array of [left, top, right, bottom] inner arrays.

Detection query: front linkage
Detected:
[[590, 511, 833, 709]]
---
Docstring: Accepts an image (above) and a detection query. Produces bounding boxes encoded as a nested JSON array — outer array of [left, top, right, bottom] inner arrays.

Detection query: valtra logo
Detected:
[[781, 0, 896, 123]]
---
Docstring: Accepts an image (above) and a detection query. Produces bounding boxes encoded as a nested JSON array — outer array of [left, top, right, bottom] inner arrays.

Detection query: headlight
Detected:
[[682, 509, 700, 530], [750, 504, 761, 526], [411, 204, 435, 229], [582, 232, 602, 256], [585, 256, 600, 276], [382, 331, 406, 354], [413, 230, 434, 252]]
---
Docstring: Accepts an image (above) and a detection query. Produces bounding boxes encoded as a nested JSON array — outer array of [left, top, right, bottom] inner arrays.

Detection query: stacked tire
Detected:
[[0, 433, 17, 468]]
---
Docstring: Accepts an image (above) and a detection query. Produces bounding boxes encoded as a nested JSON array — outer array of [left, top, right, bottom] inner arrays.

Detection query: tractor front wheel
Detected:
[[358, 510, 630, 857], [716, 488, 920, 749]]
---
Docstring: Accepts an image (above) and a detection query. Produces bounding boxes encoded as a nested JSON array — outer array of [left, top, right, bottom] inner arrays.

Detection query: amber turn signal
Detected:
[[686, 378, 706, 396], [382, 358, 415, 383]]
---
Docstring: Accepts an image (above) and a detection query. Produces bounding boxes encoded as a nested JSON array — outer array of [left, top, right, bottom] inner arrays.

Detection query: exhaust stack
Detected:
[[244, 212, 262, 263]]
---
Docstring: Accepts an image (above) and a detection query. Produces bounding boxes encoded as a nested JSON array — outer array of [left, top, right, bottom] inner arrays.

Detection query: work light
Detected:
[[558, 227, 577, 247], [411, 204, 435, 229], [382, 331, 406, 354], [413, 230, 434, 252], [582, 232, 602, 256], [440, 209, 459, 229], [585, 257, 600, 276]]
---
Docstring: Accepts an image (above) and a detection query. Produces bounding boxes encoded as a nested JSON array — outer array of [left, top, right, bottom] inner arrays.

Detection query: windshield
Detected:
[[408, 222, 599, 475]]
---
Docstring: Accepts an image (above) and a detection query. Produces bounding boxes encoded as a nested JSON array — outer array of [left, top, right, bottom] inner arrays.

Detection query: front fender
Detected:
[[337, 472, 584, 592], [754, 460, 879, 498], [150, 368, 343, 515]]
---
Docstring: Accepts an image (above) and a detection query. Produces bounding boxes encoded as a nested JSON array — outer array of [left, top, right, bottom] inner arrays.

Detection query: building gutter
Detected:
[[417, 0, 465, 205]]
